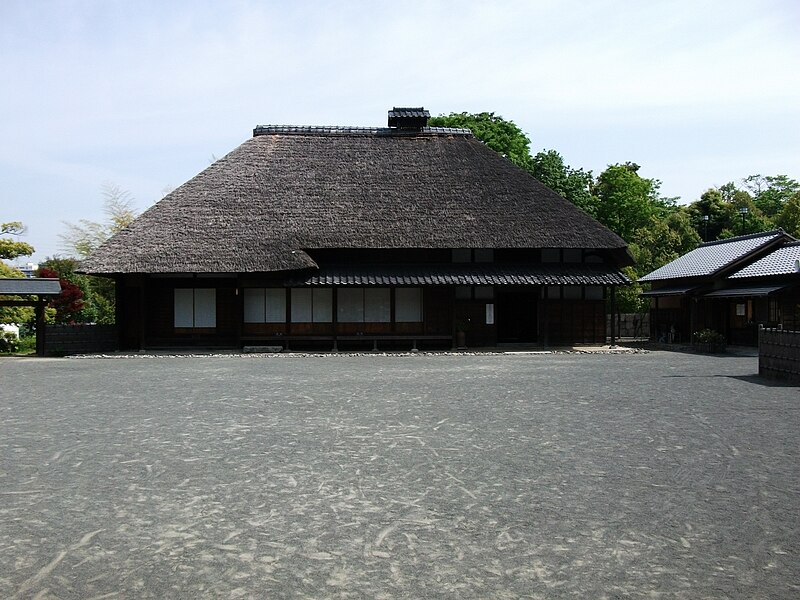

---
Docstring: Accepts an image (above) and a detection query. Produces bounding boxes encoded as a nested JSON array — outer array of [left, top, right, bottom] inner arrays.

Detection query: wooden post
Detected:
[[610, 287, 617, 348], [35, 299, 46, 356]]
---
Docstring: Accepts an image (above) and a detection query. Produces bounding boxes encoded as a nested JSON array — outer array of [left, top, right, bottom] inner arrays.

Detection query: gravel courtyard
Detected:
[[1, 351, 798, 599]]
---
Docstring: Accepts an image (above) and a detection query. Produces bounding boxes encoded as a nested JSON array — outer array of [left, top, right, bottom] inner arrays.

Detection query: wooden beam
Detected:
[[0, 300, 41, 307]]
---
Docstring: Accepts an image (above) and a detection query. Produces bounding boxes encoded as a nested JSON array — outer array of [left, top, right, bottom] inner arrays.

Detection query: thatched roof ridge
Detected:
[[82, 126, 627, 274]]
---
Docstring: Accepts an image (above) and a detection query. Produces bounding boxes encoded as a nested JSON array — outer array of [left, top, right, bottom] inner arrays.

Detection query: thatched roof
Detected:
[[82, 124, 628, 275]]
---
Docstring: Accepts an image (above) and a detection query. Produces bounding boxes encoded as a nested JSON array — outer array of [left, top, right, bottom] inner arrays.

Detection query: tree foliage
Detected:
[[37, 257, 115, 324], [0, 221, 35, 261], [53, 183, 140, 324], [776, 192, 800, 237], [0, 262, 35, 325], [428, 112, 533, 171], [591, 163, 670, 243], [529, 150, 595, 215], [37, 266, 85, 324], [742, 174, 800, 218], [60, 183, 138, 258]]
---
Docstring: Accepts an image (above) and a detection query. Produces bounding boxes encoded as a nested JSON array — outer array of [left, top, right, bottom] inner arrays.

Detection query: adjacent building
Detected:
[[640, 230, 800, 345]]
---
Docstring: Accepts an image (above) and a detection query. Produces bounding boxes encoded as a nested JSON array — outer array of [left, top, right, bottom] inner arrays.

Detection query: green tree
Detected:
[[776, 192, 800, 237], [60, 183, 138, 258], [38, 257, 115, 324], [630, 211, 701, 276], [1, 221, 35, 260], [591, 163, 670, 243], [0, 262, 36, 325], [742, 174, 800, 219], [56, 184, 139, 324], [529, 150, 596, 215], [729, 189, 773, 235], [428, 112, 533, 171], [686, 189, 739, 242]]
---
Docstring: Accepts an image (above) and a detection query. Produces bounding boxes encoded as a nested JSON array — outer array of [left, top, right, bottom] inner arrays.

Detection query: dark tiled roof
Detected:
[[729, 241, 800, 278], [388, 107, 430, 119], [0, 277, 61, 295], [287, 264, 629, 286], [82, 123, 628, 275], [639, 230, 789, 282]]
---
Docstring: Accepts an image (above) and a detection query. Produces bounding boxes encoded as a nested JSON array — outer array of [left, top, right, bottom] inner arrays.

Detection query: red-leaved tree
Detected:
[[38, 267, 85, 323]]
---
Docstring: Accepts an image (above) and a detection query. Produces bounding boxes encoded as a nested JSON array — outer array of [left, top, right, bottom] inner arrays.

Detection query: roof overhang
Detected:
[[287, 264, 630, 287], [640, 285, 702, 297], [703, 285, 791, 298], [0, 277, 61, 296]]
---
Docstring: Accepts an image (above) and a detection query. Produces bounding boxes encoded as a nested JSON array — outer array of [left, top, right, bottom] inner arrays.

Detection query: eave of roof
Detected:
[[704, 285, 791, 298], [0, 277, 61, 295], [640, 285, 703, 297], [286, 264, 630, 287]]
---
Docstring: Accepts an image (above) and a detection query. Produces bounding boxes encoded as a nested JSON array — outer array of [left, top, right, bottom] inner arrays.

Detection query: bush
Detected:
[[17, 335, 36, 354], [692, 329, 726, 352], [0, 331, 20, 353]]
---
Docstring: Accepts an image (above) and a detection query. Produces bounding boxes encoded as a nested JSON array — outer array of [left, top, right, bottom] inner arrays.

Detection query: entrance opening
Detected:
[[497, 291, 538, 343]]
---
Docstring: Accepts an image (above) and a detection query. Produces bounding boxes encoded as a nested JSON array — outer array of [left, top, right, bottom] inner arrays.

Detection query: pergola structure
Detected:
[[0, 278, 61, 355]]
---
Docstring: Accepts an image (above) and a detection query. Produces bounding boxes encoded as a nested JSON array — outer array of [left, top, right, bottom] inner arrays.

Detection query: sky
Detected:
[[2, 0, 799, 263]]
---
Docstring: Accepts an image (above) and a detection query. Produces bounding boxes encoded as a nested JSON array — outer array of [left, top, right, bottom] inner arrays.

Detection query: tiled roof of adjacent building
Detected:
[[729, 240, 800, 278], [639, 230, 790, 282]]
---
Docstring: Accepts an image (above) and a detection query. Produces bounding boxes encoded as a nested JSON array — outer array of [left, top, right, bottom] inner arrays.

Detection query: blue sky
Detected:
[[2, 0, 799, 262]]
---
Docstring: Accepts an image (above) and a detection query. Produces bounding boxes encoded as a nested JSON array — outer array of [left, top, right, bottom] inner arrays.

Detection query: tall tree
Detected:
[[591, 162, 669, 243], [428, 112, 533, 171], [742, 174, 800, 219], [529, 150, 595, 215], [37, 266, 84, 324], [629, 211, 701, 276], [60, 183, 138, 258], [686, 189, 739, 242], [0, 221, 35, 260], [776, 192, 800, 237]]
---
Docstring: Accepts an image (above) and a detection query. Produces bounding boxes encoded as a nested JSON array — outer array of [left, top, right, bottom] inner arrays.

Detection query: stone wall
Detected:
[[759, 327, 800, 384]]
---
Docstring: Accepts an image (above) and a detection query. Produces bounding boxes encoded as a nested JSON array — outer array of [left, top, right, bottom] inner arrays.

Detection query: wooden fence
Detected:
[[45, 324, 118, 356], [759, 327, 800, 384]]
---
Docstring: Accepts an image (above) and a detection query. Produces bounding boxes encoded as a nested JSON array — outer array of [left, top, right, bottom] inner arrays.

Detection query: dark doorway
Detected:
[[497, 291, 538, 343]]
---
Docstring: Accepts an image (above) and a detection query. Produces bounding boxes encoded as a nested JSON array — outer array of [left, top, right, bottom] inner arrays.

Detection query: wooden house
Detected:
[[640, 230, 800, 345], [81, 108, 631, 351]]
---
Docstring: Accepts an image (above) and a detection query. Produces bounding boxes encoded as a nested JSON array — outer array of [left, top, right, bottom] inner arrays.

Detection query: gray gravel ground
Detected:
[[0, 351, 798, 599]]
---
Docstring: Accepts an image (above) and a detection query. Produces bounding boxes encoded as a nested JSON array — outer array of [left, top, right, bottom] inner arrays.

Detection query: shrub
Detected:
[[0, 331, 20, 353], [692, 329, 726, 352]]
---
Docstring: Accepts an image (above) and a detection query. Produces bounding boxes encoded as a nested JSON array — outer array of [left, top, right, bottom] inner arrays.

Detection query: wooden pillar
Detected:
[[332, 286, 339, 352], [138, 278, 147, 351], [654, 296, 660, 342], [609, 287, 617, 347], [35, 299, 46, 356]]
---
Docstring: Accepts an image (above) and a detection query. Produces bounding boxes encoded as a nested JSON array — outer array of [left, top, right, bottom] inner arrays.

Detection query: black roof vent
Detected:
[[388, 107, 430, 129]]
